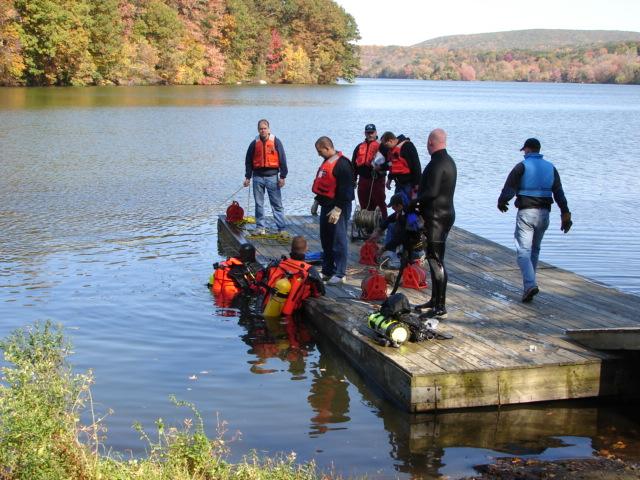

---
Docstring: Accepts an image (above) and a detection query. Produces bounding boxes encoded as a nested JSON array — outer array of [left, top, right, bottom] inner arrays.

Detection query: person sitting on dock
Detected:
[[379, 131, 422, 199], [243, 119, 288, 235], [498, 137, 572, 303], [261, 235, 325, 316], [351, 123, 387, 220], [310, 136, 355, 285], [370, 193, 420, 268]]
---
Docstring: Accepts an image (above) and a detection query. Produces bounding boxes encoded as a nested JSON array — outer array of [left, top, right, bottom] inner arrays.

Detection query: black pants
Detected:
[[424, 217, 453, 308]]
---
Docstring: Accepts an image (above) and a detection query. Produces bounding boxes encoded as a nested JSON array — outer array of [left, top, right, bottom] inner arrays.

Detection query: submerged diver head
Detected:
[[238, 243, 257, 263]]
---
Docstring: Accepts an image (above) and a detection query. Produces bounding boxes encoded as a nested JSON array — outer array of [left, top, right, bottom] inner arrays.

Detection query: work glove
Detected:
[[310, 200, 319, 216], [497, 202, 509, 212], [561, 212, 573, 233], [327, 206, 342, 224]]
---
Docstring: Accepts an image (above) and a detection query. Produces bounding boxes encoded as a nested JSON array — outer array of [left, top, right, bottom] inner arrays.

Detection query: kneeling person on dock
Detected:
[[262, 236, 325, 316], [311, 136, 354, 285]]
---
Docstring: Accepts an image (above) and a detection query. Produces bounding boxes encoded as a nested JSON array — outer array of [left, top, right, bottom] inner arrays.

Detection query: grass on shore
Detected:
[[0, 321, 324, 480]]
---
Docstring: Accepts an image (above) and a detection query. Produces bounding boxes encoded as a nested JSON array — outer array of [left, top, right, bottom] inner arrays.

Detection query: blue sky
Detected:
[[334, 0, 640, 46]]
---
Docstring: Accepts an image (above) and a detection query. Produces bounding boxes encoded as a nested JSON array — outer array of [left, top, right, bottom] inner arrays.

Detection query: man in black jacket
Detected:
[[379, 131, 422, 198], [410, 128, 457, 318], [311, 136, 354, 285]]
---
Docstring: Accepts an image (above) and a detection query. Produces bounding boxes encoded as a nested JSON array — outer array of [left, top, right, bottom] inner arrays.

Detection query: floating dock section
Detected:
[[217, 215, 640, 412]]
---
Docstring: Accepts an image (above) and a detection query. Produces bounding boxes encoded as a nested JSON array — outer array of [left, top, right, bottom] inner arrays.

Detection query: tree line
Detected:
[[0, 0, 359, 86], [359, 42, 640, 84]]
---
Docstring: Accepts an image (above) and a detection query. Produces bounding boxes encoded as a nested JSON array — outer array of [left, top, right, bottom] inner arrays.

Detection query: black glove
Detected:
[[405, 199, 419, 213], [497, 203, 509, 213], [561, 212, 573, 233]]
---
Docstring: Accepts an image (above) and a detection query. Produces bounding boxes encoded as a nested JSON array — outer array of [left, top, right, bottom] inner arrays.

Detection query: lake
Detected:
[[1, 79, 639, 478]]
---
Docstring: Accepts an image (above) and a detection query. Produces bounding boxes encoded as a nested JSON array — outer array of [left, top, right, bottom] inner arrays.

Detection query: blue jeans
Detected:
[[252, 175, 286, 230], [319, 202, 352, 278], [515, 208, 549, 291]]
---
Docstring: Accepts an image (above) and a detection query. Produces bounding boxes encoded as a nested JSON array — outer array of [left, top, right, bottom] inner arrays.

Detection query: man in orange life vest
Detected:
[[351, 123, 387, 220], [210, 243, 262, 306], [311, 136, 355, 285], [262, 235, 325, 315], [379, 131, 422, 200], [243, 119, 288, 235]]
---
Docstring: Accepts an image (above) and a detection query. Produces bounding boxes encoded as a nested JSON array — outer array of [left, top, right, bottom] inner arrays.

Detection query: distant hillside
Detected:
[[359, 29, 640, 85], [413, 29, 640, 50]]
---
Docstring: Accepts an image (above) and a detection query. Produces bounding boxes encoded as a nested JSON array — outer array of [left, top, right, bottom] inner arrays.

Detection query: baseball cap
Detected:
[[365, 123, 376, 132], [520, 138, 541, 151], [387, 193, 404, 207]]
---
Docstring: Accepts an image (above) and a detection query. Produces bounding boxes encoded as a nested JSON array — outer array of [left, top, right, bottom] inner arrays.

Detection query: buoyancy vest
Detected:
[[212, 257, 244, 296], [263, 257, 314, 316], [252, 134, 280, 169], [519, 154, 554, 198], [312, 152, 341, 200], [389, 140, 411, 175], [355, 140, 380, 167]]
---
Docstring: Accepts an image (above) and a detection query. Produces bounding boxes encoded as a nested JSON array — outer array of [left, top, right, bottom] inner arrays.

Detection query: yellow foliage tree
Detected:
[[282, 44, 311, 84]]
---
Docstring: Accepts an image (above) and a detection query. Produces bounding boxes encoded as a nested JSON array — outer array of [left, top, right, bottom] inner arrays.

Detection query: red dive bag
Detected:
[[401, 261, 428, 290], [226, 201, 244, 223], [361, 269, 388, 301], [359, 240, 379, 266]]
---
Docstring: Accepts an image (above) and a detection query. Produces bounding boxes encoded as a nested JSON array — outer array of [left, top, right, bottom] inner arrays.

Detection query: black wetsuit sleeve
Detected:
[[308, 267, 326, 296], [497, 162, 524, 205], [402, 142, 422, 186], [275, 137, 288, 179], [245, 140, 256, 179], [334, 157, 355, 211], [351, 145, 360, 182], [552, 167, 570, 214]]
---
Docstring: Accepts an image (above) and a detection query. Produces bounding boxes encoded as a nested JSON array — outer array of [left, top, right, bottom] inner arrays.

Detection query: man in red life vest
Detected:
[[311, 137, 355, 285], [262, 236, 325, 315], [243, 119, 288, 235], [379, 131, 422, 200], [351, 123, 387, 220], [210, 243, 262, 305]]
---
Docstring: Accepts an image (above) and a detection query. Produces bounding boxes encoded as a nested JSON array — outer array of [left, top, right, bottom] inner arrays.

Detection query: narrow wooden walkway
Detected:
[[217, 215, 640, 412]]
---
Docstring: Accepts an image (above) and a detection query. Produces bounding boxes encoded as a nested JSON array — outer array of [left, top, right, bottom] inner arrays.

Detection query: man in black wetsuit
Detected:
[[409, 129, 457, 319]]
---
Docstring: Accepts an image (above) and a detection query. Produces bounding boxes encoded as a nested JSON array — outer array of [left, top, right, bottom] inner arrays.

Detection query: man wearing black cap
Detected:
[[498, 138, 573, 302], [351, 124, 387, 220]]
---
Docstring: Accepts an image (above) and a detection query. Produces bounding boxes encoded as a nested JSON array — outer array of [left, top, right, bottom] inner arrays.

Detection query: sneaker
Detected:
[[255, 227, 266, 235], [522, 286, 539, 303], [326, 275, 345, 285], [414, 299, 435, 312], [420, 306, 448, 319]]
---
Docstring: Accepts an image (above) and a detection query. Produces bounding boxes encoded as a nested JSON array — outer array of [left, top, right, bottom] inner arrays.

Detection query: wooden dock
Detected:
[[217, 215, 640, 412]]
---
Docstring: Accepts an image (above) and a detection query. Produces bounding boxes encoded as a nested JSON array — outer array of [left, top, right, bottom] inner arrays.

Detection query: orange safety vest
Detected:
[[263, 257, 314, 316], [355, 140, 380, 167], [252, 134, 280, 169], [389, 140, 411, 175], [212, 257, 244, 297], [312, 152, 341, 200]]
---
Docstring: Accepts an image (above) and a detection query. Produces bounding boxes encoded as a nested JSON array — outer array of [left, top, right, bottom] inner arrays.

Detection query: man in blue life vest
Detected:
[[243, 119, 288, 235], [498, 138, 573, 303], [310, 136, 354, 285]]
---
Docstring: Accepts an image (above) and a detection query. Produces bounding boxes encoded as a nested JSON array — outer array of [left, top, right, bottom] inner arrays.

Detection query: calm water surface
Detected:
[[1, 80, 640, 478]]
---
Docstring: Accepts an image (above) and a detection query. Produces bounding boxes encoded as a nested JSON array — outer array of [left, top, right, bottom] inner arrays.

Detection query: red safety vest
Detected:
[[355, 140, 380, 167], [389, 140, 410, 175], [252, 134, 280, 169], [263, 257, 314, 316], [212, 257, 244, 297], [312, 152, 341, 200]]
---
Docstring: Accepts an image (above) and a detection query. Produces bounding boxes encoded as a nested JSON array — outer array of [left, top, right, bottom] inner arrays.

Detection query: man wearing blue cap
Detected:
[[498, 138, 573, 303]]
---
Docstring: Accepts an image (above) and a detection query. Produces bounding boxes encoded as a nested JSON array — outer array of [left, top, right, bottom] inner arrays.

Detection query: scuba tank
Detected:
[[367, 312, 410, 347], [263, 277, 292, 317]]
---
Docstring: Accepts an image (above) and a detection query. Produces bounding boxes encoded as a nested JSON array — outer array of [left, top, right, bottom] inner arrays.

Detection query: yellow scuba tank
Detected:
[[263, 277, 292, 317], [368, 312, 410, 346]]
